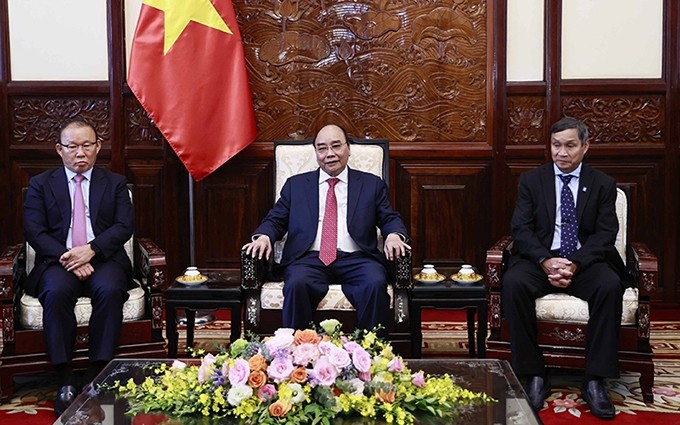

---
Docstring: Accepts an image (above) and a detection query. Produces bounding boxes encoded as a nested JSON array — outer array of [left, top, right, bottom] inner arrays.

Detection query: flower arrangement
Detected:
[[114, 320, 493, 425]]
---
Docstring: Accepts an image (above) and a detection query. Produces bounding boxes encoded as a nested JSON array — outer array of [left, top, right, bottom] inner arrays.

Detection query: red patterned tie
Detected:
[[319, 178, 339, 266], [72, 174, 87, 247]]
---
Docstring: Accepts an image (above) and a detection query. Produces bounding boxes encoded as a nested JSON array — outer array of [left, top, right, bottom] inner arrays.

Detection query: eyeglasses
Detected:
[[58, 142, 97, 153], [315, 141, 347, 155]]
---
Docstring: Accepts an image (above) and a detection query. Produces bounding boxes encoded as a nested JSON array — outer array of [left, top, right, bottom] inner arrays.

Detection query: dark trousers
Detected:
[[282, 250, 390, 331], [38, 261, 130, 365], [502, 258, 623, 378]]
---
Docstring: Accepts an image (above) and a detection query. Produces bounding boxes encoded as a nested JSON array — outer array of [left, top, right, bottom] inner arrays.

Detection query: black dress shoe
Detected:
[[581, 379, 616, 419], [525, 375, 550, 412], [54, 385, 78, 417]]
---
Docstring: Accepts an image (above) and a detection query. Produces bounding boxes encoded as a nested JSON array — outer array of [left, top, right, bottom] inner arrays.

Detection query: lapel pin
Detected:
[[582, 187, 587, 192]]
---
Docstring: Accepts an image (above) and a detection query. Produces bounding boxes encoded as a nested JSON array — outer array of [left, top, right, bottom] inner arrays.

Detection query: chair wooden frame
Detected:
[[240, 137, 413, 355], [485, 187, 658, 403]]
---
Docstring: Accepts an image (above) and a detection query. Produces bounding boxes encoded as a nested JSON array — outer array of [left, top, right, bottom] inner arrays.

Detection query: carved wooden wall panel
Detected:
[[236, 0, 488, 142], [561, 96, 664, 144], [124, 96, 164, 147], [10, 97, 110, 145], [507, 96, 545, 145]]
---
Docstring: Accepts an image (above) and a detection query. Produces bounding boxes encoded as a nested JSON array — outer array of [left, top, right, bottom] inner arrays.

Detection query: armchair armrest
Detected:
[[485, 236, 513, 290], [135, 237, 167, 331], [0, 244, 23, 348], [240, 249, 268, 290], [389, 249, 413, 290], [629, 242, 658, 297]]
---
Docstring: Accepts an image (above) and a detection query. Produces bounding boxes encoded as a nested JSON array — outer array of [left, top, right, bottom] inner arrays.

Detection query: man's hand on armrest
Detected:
[[383, 233, 411, 261], [242, 235, 272, 261]]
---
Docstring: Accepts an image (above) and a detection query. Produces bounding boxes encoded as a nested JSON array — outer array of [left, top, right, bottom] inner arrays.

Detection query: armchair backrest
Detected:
[[273, 137, 389, 201], [614, 187, 628, 263], [24, 186, 135, 275]]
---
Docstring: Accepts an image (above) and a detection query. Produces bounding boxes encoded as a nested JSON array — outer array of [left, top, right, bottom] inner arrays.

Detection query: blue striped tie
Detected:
[[559, 174, 578, 257]]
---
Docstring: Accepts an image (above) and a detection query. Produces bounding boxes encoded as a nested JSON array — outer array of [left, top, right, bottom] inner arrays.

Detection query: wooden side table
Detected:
[[165, 269, 242, 358], [411, 268, 487, 358]]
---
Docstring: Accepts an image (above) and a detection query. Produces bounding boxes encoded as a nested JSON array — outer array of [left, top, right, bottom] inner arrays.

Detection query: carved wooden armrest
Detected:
[[136, 238, 166, 331], [240, 250, 268, 290], [390, 249, 413, 290], [486, 236, 513, 289], [0, 244, 23, 301], [629, 242, 658, 297]]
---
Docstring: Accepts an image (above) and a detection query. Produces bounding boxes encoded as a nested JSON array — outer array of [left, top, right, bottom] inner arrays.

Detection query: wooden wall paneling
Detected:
[[397, 161, 492, 269], [0, 0, 9, 249], [666, 0, 680, 303], [194, 157, 273, 269]]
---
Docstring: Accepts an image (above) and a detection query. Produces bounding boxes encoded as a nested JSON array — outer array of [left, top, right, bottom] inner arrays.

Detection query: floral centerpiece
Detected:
[[114, 320, 493, 425]]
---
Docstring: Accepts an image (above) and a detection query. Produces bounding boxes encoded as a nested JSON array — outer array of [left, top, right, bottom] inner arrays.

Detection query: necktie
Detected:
[[319, 178, 340, 266], [559, 174, 577, 257], [72, 174, 87, 247]]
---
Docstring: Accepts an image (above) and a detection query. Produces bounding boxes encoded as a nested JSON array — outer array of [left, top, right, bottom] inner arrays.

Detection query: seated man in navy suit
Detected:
[[502, 117, 627, 418], [243, 124, 410, 332], [23, 119, 134, 416]]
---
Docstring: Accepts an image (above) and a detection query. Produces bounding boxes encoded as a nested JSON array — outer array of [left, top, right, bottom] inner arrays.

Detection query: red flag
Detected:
[[128, 0, 257, 181]]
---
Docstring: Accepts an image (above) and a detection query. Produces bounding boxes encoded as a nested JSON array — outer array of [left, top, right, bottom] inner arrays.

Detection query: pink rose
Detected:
[[359, 371, 371, 381], [197, 353, 216, 383], [352, 347, 372, 373], [267, 356, 295, 383], [311, 357, 339, 386], [327, 345, 351, 369], [228, 359, 250, 386], [412, 372, 425, 387], [258, 384, 276, 401], [343, 341, 361, 354], [292, 343, 320, 366], [387, 357, 404, 373], [171, 360, 186, 370]]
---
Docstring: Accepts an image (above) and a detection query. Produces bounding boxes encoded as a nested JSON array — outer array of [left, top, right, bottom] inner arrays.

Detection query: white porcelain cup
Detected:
[[421, 264, 437, 275], [184, 266, 200, 276], [459, 264, 474, 276]]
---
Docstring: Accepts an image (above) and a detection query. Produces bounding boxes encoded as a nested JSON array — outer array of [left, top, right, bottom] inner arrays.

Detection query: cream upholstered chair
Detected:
[[486, 187, 658, 403], [240, 138, 413, 355], [0, 187, 167, 401]]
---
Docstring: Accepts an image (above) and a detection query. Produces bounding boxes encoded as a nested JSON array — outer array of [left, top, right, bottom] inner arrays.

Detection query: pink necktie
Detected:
[[72, 174, 87, 247], [319, 178, 339, 266]]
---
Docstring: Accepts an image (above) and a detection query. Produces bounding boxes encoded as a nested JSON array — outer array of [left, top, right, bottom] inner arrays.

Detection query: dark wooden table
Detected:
[[53, 358, 541, 424], [165, 268, 241, 358], [411, 267, 487, 358]]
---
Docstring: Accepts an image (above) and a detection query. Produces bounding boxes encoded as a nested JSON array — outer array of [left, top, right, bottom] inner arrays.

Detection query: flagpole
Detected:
[[188, 173, 196, 265]]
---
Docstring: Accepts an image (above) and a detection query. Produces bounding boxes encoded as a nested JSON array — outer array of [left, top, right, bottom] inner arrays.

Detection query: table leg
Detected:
[[230, 305, 242, 342], [478, 303, 487, 358], [466, 308, 476, 357], [411, 303, 423, 358], [186, 309, 196, 354], [166, 304, 178, 358]]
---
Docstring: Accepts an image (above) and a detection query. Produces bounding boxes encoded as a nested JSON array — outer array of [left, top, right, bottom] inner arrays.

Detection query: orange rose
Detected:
[[268, 400, 292, 417], [248, 354, 267, 372], [248, 370, 267, 388], [289, 367, 307, 384], [376, 389, 395, 403], [294, 329, 321, 345]]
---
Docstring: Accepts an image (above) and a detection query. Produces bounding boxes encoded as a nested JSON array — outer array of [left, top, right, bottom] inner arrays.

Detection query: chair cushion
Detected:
[[261, 281, 394, 311], [535, 287, 638, 325], [18, 279, 146, 330]]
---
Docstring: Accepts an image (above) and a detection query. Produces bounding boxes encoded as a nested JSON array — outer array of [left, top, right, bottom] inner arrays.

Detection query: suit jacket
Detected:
[[23, 166, 134, 296], [253, 167, 408, 267], [510, 162, 627, 277]]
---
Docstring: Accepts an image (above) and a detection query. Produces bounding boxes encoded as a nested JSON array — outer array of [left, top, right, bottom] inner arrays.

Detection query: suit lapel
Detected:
[[48, 168, 71, 234], [89, 168, 107, 230], [347, 167, 362, 225], [576, 164, 594, 221], [541, 165, 556, 226], [308, 169, 320, 222]]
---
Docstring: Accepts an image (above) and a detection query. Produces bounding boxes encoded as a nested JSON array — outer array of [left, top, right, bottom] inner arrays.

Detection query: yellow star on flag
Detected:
[[142, 0, 233, 54]]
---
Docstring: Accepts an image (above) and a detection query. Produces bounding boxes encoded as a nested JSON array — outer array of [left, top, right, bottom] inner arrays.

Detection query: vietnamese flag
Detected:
[[128, 0, 257, 181]]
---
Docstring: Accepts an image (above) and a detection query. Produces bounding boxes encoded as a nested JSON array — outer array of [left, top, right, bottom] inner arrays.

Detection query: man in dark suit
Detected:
[[502, 117, 626, 418], [23, 119, 134, 416], [243, 124, 409, 332]]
